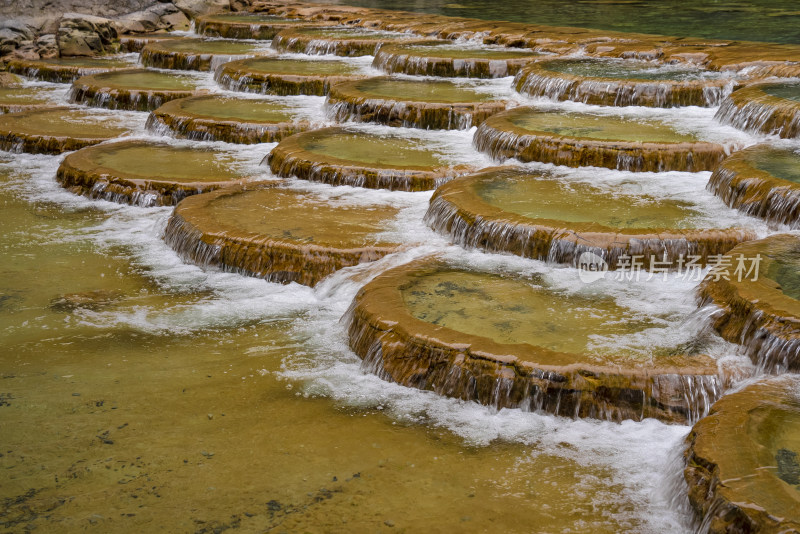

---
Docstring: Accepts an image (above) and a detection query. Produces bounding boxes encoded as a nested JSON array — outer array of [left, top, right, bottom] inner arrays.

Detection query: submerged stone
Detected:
[[195, 13, 328, 40], [474, 107, 726, 172], [327, 77, 508, 130], [698, 234, 800, 373], [716, 81, 800, 138], [708, 144, 800, 228], [70, 69, 203, 111], [148, 95, 313, 144], [267, 126, 474, 191], [0, 86, 61, 114], [119, 33, 188, 53], [271, 26, 425, 57], [514, 58, 736, 108], [56, 140, 253, 207], [164, 184, 401, 286], [215, 57, 367, 96], [0, 107, 131, 154], [373, 40, 541, 78], [684, 376, 800, 533], [140, 38, 271, 72], [427, 167, 753, 268], [5, 56, 136, 84], [347, 258, 722, 424]]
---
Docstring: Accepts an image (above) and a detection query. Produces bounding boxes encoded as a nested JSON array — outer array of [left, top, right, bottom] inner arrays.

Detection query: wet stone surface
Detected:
[[268, 126, 473, 191], [164, 184, 402, 286], [56, 140, 253, 206], [474, 107, 726, 172]]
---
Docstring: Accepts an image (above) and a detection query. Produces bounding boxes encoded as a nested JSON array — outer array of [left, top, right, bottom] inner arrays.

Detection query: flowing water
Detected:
[[0, 18, 796, 533]]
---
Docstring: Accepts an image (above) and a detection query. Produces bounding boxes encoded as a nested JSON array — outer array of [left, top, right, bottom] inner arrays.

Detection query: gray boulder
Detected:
[[57, 13, 118, 56]]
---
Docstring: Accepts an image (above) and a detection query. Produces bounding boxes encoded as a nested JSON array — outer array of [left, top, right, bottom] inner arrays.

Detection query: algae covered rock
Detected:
[[164, 183, 402, 286], [426, 166, 754, 269], [708, 144, 800, 228], [0, 107, 131, 154], [267, 126, 474, 191], [698, 234, 800, 373], [347, 257, 723, 423], [327, 77, 509, 130], [716, 81, 800, 139], [373, 40, 541, 78], [514, 58, 737, 108], [148, 94, 314, 144], [685, 376, 800, 533], [474, 107, 726, 172], [215, 57, 367, 96], [70, 69, 203, 111], [56, 139, 255, 207]]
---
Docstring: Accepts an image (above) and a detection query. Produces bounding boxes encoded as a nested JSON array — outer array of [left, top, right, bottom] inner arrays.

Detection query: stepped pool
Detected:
[[1, 2, 798, 532]]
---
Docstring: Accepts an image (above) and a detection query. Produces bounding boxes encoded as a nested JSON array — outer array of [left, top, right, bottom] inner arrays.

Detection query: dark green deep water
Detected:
[[312, 0, 800, 44]]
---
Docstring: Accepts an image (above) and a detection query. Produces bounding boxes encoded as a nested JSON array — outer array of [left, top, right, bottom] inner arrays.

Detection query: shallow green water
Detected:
[[177, 96, 298, 122], [763, 83, 800, 103], [0, 109, 131, 138], [200, 188, 398, 247], [154, 40, 263, 54], [317, 0, 800, 43], [509, 110, 698, 143], [542, 58, 720, 81], [293, 27, 412, 40], [748, 147, 800, 184], [476, 174, 700, 229], [303, 131, 447, 167], [236, 57, 360, 75], [36, 57, 134, 68], [89, 143, 240, 182], [204, 13, 292, 23], [87, 71, 199, 91], [402, 269, 656, 355], [392, 43, 539, 59], [350, 78, 496, 102], [767, 247, 800, 300]]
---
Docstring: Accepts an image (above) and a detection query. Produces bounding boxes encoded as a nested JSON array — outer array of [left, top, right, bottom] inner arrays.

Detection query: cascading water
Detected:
[[1, 9, 798, 532]]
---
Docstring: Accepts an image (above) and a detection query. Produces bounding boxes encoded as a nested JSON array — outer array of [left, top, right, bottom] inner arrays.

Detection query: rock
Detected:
[[0, 72, 21, 87], [35, 34, 58, 59], [0, 19, 38, 57], [117, 3, 190, 34], [57, 13, 118, 57], [173, 0, 229, 19]]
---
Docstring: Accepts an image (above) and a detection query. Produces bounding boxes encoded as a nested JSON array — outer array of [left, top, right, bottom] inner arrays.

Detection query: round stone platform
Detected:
[[164, 183, 401, 286], [215, 57, 367, 96], [271, 26, 425, 57], [0, 107, 131, 154], [685, 376, 800, 533], [514, 58, 735, 107], [267, 126, 473, 191], [140, 38, 271, 72], [708, 144, 800, 228], [195, 13, 329, 40], [148, 95, 313, 144], [474, 107, 726, 172], [70, 69, 203, 111], [716, 81, 800, 139], [698, 233, 800, 373], [56, 139, 253, 206], [426, 166, 753, 268], [347, 257, 722, 423], [6, 56, 136, 84], [373, 40, 541, 78], [327, 76, 509, 130]]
